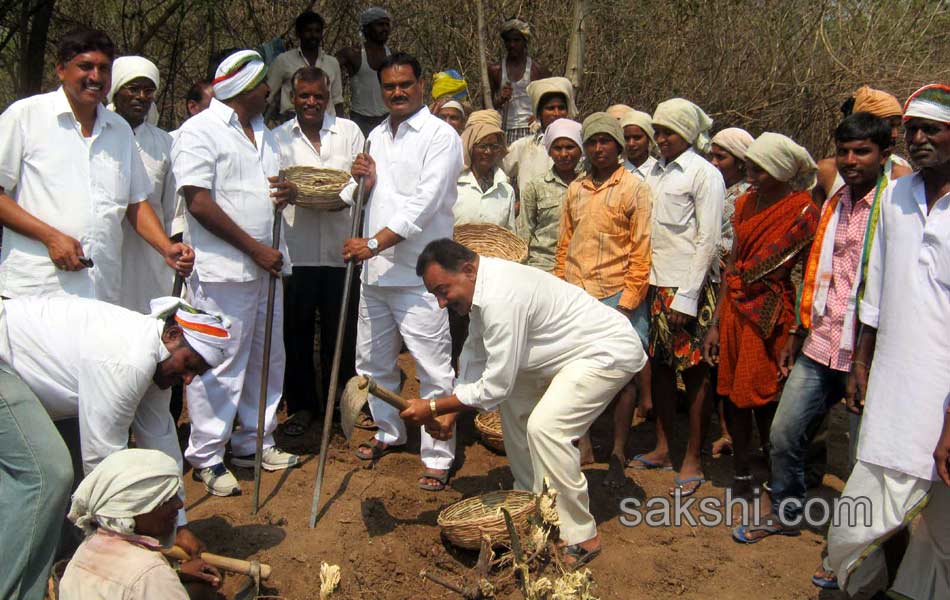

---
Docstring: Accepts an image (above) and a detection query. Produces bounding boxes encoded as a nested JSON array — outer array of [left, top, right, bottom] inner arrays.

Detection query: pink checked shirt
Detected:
[[802, 186, 873, 371]]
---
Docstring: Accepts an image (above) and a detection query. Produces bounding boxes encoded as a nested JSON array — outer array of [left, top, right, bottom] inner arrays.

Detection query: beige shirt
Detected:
[[60, 530, 189, 600], [266, 48, 343, 116], [502, 132, 552, 198]]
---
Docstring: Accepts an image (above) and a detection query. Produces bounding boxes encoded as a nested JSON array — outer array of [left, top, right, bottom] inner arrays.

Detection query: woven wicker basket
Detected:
[[438, 490, 537, 549], [453, 223, 528, 263], [475, 410, 505, 454], [282, 165, 350, 210]]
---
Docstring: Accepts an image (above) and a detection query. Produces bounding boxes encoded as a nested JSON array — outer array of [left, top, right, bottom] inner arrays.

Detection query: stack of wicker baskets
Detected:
[[474, 411, 505, 454], [453, 223, 528, 263], [437, 490, 537, 549], [281, 165, 351, 210]]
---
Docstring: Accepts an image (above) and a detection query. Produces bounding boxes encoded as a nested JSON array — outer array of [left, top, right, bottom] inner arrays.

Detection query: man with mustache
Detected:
[[273, 67, 364, 435], [0, 28, 194, 305], [345, 52, 462, 491], [826, 83, 950, 599]]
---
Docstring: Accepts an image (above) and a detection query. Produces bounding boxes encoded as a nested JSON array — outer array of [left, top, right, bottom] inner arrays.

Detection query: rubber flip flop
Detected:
[[731, 523, 801, 544], [628, 454, 674, 471], [354, 411, 378, 430], [668, 476, 705, 498], [354, 441, 393, 461], [418, 469, 449, 492], [810, 567, 839, 590], [561, 544, 602, 571]]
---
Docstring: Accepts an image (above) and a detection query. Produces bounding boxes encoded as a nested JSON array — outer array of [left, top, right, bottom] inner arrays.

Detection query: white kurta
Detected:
[[857, 173, 950, 481], [119, 122, 177, 313], [0, 88, 152, 304], [453, 168, 517, 230], [272, 114, 363, 267]]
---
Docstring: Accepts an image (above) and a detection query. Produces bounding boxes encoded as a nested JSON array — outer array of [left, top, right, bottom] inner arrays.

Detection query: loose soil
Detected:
[[180, 355, 860, 600]]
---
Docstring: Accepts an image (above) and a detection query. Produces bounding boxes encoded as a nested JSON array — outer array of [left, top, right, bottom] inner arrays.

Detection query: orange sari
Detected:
[[717, 190, 819, 408]]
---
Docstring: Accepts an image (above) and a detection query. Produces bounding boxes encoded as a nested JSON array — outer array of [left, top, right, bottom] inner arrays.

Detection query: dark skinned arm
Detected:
[[846, 325, 877, 414], [125, 201, 195, 278]]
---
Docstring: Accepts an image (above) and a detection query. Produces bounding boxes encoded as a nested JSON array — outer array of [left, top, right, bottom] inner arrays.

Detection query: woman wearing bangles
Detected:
[[703, 133, 819, 496]]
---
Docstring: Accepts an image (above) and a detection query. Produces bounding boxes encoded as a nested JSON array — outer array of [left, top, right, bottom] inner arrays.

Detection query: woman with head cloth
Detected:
[[813, 85, 913, 206], [432, 99, 468, 134], [620, 109, 657, 180], [516, 118, 583, 272], [60, 449, 222, 599], [703, 133, 820, 498], [453, 110, 516, 229]]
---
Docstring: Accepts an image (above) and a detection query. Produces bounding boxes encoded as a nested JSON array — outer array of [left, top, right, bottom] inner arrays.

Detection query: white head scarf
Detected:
[[711, 127, 755, 161], [68, 449, 180, 537], [606, 104, 634, 120], [149, 297, 232, 368], [542, 118, 583, 152], [440, 100, 466, 116], [619, 109, 656, 145], [744, 132, 818, 191], [106, 56, 160, 126], [652, 98, 714, 153], [526, 77, 578, 120], [213, 50, 268, 101]]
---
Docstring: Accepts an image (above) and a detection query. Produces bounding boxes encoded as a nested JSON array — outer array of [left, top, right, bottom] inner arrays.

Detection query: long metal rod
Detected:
[[309, 139, 371, 527], [251, 203, 283, 515]]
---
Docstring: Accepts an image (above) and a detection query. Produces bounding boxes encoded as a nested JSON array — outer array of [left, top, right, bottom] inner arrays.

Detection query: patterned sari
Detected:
[[717, 190, 819, 408]]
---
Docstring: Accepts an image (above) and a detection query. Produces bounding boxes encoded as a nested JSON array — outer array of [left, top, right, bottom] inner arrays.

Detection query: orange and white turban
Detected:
[[213, 50, 267, 101], [903, 84, 950, 124], [149, 297, 232, 367]]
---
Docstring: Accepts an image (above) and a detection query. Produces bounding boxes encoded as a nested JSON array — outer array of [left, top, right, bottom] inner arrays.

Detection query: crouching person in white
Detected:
[[402, 239, 647, 569]]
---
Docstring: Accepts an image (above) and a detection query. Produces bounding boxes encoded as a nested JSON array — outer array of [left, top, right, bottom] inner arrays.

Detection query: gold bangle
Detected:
[[429, 399, 438, 417]]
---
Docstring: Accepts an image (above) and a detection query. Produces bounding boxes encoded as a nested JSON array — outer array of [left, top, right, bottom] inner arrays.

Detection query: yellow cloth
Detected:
[[852, 85, 902, 119], [466, 109, 502, 128], [527, 77, 577, 118], [744, 132, 817, 191], [431, 71, 468, 100], [461, 117, 506, 168]]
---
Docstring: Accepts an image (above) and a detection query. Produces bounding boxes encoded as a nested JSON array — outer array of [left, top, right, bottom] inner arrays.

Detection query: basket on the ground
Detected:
[[282, 165, 351, 210], [438, 490, 537, 549], [453, 223, 528, 263], [475, 410, 505, 454]]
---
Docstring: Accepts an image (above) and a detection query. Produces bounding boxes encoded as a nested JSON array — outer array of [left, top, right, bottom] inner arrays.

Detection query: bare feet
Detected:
[[578, 433, 595, 465], [711, 435, 733, 458], [603, 454, 627, 488]]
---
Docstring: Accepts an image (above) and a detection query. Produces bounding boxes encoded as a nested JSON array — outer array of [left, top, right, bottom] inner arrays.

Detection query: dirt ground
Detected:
[[180, 354, 859, 600]]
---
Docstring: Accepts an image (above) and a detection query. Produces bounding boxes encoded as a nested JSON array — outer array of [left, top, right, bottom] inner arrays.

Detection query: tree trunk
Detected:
[[17, 0, 55, 98], [564, 0, 589, 93], [475, 0, 493, 110]]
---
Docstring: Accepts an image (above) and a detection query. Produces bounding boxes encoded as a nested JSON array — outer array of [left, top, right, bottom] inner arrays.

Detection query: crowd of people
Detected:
[[0, 6, 947, 600]]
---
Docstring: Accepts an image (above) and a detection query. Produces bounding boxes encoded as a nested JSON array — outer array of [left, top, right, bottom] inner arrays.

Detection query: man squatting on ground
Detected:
[[0, 295, 231, 600], [401, 239, 646, 569]]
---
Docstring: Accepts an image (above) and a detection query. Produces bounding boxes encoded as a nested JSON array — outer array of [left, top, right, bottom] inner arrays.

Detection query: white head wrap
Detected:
[[606, 104, 634, 120], [619, 109, 655, 145], [149, 297, 232, 368], [711, 127, 755, 161], [213, 50, 268, 101], [360, 7, 392, 27], [440, 100, 466, 116], [744, 132, 818, 191], [903, 84, 950, 124], [106, 56, 160, 126], [652, 98, 714, 153], [526, 77, 578, 120], [542, 118, 583, 152], [67, 449, 180, 537]]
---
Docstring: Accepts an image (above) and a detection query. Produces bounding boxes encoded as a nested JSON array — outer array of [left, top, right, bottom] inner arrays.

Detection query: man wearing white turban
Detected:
[[60, 449, 222, 599], [337, 7, 393, 136], [172, 49, 300, 497], [629, 98, 725, 499], [0, 294, 229, 600], [107, 56, 180, 314]]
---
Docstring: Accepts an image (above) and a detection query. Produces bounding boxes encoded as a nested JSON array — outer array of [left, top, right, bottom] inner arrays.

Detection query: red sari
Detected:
[[718, 190, 819, 408]]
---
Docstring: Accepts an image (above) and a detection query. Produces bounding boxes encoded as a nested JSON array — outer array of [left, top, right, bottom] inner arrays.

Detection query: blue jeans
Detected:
[[0, 366, 73, 600], [769, 354, 846, 523]]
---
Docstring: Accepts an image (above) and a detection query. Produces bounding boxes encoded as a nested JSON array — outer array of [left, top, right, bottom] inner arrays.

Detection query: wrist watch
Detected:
[[429, 399, 438, 417], [367, 238, 379, 256]]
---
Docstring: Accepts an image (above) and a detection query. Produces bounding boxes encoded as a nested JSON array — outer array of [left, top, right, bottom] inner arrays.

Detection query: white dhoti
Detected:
[[891, 481, 950, 600], [827, 460, 933, 597], [499, 359, 634, 545], [355, 283, 456, 470], [184, 277, 285, 468]]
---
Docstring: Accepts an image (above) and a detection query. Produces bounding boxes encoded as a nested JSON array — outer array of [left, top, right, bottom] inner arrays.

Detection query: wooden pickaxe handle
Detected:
[[162, 546, 272, 580], [362, 376, 410, 411]]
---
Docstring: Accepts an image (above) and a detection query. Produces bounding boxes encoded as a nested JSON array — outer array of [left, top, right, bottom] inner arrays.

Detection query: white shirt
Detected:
[[502, 132, 552, 198], [172, 98, 289, 282], [454, 168, 516, 230], [624, 155, 657, 182], [0, 87, 152, 303], [857, 174, 950, 481], [273, 114, 363, 267], [454, 257, 646, 411], [645, 148, 725, 316], [0, 296, 173, 476], [359, 106, 462, 286], [266, 48, 344, 116], [120, 122, 177, 313]]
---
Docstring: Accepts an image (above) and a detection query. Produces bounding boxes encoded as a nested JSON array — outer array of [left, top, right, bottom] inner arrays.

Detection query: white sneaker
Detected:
[[192, 463, 241, 497], [231, 447, 300, 471]]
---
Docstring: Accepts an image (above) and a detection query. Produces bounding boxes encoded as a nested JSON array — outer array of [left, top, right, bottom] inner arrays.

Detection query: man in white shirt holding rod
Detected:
[[173, 49, 299, 498], [345, 52, 462, 492], [273, 66, 364, 434], [402, 239, 646, 568]]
